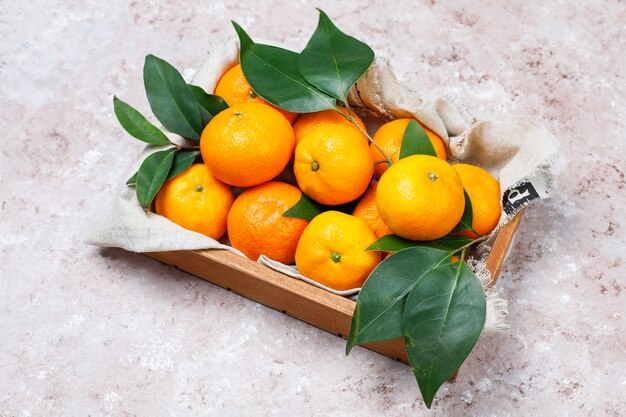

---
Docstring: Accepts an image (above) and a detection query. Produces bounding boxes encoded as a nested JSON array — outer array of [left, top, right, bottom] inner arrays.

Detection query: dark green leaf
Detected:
[[346, 247, 453, 354], [168, 150, 199, 180], [282, 191, 363, 221], [403, 261, 486, 408], [188, 84, 229, 128], [399, 119, 437, 159], [144, 55, 203, 140], [113, 97, 171, 145], [367, 234, 473, 252], [126, 171, 138, 187], [449, 190, 477, 234], [135, 148, 176, 210], [283, 193, 324, 221], [126, 150, 198, 188], [232, 21, 337, 113], [298, 9, 375, 101]]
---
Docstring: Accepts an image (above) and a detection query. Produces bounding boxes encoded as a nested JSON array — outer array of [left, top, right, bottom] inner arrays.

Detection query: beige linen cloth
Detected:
[[86, 37, 558, 331]]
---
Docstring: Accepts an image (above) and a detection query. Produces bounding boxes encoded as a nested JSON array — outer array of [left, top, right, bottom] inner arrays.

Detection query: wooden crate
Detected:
[[145, 210, 524, 365]]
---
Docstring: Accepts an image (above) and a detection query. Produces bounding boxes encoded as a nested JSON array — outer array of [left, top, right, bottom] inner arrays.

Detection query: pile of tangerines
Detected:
[[155, 64, 502, 291]]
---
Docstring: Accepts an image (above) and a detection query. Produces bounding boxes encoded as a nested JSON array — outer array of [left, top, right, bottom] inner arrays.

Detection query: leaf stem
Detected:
[[344, 99, 356, 120], [333, 105, 393, 164], [455, 235, 490, 257], [460, 246, 468, 262], [175, 144, 201, 150]]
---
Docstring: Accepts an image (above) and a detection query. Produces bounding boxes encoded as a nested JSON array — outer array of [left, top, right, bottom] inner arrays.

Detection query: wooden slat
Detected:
[[486, 209, 525, 287], [145, 210, 524, 366]]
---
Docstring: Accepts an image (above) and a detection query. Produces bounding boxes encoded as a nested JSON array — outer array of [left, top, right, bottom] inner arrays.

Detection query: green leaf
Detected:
[[283, 193, 324, 221], [188, 84, 229, 128], [232, 21, 337, 113], [403, 260, 486, 408], [168, 150, 199, 180], [113, 97, 171, 145], [126, 172, 138, 187], [282, 191, 363, 221], [299, 9, 375, 102], [346, 247, 453, 354], [399, 119, 437, 159], [449, 190, 477, 235], [367, 234, 473, 253], [135, 148, 176, 210], [143, 55, 203, 140], [126, 150, 198, 188]]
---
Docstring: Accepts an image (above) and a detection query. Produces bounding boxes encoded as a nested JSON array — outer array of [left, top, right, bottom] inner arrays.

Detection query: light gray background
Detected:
[[1, 1, 624, 416]]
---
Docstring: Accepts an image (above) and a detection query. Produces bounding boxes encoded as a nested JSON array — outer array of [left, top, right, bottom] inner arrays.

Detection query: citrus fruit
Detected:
[[200, 102, 295, 187], [377, 154, 465, 241], [293, 107, 366, 143], [215, 64, 299, 123], [352, 182, 393, 239], [227, 182, 308, 264], [370, 118, 447, 178], [452, 163, 501, 238], [154, 163, 234, 239], [295, 211, 381, 291], [294, 124, 374, 205]]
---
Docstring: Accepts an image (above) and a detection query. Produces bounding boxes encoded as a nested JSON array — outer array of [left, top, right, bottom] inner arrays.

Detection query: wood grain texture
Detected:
[[145, 210, 524, 366], [486, 209, 525, 287]]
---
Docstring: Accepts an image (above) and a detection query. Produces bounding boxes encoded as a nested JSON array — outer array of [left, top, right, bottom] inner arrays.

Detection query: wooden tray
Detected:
[[145, 210, 524, 365]]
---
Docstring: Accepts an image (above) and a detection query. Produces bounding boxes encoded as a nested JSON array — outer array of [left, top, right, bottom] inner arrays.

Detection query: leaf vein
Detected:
[[248, 49, 334, 106], [425, 261, 464, 398], [355, 253, 451, 339]]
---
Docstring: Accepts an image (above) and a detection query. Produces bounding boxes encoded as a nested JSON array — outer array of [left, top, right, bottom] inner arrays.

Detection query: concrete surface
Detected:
[[1, 0, 625, 416]]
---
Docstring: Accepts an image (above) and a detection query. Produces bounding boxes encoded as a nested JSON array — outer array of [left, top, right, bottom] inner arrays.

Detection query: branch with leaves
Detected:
[[113, 55, 228, 210], [234, 10, 393, 164]]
